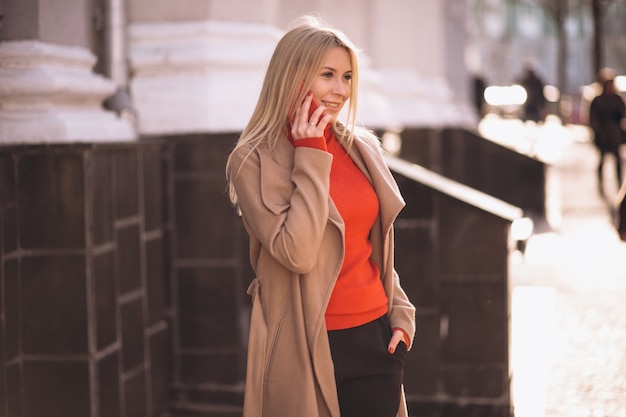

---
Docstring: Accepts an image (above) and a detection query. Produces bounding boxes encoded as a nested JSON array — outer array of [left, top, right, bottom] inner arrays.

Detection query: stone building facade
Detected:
[[1, 1, 531, 416], [0, 0, 475, 144]]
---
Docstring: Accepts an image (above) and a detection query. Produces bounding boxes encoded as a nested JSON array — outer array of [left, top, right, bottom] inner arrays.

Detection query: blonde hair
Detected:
[[226, 15, 364, 206]]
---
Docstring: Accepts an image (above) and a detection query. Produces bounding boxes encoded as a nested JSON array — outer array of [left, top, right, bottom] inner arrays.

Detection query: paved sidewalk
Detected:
[[511, 135, 626, 417]]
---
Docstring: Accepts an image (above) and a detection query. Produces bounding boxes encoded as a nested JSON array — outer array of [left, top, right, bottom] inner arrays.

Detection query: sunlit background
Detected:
[[2, 0, 626, 416], [479, 109, 626, 417]]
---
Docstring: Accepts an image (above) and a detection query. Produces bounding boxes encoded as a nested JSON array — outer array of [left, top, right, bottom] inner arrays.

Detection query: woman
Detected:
[[226, 15, 416, 417]]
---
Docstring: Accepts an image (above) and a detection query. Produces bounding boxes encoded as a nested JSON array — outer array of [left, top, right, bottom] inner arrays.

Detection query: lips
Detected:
[[321, 100, 341, 111]]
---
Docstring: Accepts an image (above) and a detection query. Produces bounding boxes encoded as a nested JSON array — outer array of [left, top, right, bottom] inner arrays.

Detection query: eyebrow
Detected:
[[322, 66, 352, 74]]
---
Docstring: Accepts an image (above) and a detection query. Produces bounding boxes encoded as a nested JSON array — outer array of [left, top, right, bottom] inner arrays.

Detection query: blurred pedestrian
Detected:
[[225, 15, 415, 417], [519, 65, 546, 123], [588, 77, 625, 195], [472, 73, 488, 118]]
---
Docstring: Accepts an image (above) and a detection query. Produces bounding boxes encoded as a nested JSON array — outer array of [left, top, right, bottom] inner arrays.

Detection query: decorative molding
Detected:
[[127, 20, 402, 135], [128, 20, 282, 135], [0, 41, 136, 143]]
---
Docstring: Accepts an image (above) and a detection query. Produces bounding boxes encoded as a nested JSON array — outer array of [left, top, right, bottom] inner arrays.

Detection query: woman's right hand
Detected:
[[290, 93, 331, 141]]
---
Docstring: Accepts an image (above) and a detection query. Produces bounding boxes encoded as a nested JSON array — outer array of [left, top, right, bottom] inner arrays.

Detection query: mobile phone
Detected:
[[309, 93, 326, 119]]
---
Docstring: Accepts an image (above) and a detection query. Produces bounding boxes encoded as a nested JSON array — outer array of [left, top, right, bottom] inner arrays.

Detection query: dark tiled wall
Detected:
[[399, 127, 547, 219], [1, 132, 516, 417], [0, 143, 170, 417], [158, 133, 515, 416], [164, 134, 251, 413], [392, 174, 513, 416]]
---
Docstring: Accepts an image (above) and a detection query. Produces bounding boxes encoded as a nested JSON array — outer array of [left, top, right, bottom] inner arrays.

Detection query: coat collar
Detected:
[[344, 136, 405, 234], [268, 132, 405, 234]]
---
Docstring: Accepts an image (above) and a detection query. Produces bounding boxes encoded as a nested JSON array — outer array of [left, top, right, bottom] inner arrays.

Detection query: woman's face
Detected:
[[310, 46, 352, 122]]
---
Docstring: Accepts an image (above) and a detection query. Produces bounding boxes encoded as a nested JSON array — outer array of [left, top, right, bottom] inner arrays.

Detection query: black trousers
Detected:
[[328, 315, 407, 417]]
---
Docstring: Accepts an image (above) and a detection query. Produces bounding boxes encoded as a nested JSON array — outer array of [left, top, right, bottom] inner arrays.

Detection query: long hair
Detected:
[[226, 15, 363, 206]]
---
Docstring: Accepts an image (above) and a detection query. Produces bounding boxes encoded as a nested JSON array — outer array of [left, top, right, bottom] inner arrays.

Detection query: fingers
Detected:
[[387, 329, 405, 354], [299, 93, 313, 124], [290, 94, 329, 141]]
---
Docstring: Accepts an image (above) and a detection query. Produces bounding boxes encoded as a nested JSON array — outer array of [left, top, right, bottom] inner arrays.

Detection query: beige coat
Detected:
[[228, 132, 416, 417]]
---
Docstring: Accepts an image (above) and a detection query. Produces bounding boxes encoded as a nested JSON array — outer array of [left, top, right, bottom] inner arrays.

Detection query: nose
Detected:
[[332, 78, 348, 97]]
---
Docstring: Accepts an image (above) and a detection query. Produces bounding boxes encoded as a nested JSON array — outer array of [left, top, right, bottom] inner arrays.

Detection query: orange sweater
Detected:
[[291, 129, 389, 330]]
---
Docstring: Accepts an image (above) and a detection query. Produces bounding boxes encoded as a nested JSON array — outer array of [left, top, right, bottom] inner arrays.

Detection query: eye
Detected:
[[343, 73, 352, 82], [321, 71, 333, 78]]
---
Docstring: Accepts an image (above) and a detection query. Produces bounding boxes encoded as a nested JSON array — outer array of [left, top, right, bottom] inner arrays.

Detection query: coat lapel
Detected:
[[345, 137, 405, 233], [270, 134, 404, 252]]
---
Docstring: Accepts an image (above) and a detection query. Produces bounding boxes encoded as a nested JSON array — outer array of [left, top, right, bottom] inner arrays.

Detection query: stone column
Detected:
[[368, 0, 477, 128], [0, 0, 135, 143], [127, 20, 282, 135], [126, 0, 400, 135], [126, 0, 283, 135]]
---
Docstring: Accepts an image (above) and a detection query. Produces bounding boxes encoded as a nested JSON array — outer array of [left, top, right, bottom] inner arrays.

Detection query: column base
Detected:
[[0, 41, 136, 143]]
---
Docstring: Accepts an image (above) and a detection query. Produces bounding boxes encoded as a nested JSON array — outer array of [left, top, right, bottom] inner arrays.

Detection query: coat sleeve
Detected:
[[229, 144, 334, 274], [386, 229, 416, 350]]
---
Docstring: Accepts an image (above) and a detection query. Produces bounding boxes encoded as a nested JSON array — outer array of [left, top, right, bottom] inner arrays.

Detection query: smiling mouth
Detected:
[[321, 100, 340, 110]]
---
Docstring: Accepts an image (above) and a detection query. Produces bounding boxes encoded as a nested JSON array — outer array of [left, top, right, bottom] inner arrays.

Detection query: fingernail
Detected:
[[388, 347, 394, 354]]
